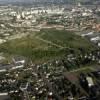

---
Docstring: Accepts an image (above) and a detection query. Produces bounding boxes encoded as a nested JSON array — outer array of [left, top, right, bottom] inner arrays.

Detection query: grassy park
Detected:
[[0, 29, 97, 62]]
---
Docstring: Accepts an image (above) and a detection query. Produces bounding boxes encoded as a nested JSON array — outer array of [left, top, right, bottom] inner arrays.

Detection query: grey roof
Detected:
[[86, 33, 100, 39], [14, 63, 24, 66], [0, 63, 13, 70]]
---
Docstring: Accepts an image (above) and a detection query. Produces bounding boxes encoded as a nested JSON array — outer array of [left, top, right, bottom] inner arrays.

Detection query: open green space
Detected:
[[0, 29, 98, 63], [38, 29, 97, 50]]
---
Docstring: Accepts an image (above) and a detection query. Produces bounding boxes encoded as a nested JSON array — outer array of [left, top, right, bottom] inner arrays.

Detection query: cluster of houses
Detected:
[[81, 31, 100, 47], [0, 49, 100, 100], [0, 56, 25, 72], [79, 72, 100, 100]]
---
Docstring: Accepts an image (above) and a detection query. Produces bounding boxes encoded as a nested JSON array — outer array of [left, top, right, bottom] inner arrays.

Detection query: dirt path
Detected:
[[35, 32, 65, 49], [69, 67, 94, 73], [8, 32, 30, 40]]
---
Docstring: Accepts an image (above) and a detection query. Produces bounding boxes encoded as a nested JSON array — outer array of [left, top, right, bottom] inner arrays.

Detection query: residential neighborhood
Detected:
[[0, 1, 100, 100]]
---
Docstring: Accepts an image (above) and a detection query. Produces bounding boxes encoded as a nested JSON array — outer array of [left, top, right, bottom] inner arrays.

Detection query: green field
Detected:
[[0, 29, 98, 63], [38, 29, 96, 50]]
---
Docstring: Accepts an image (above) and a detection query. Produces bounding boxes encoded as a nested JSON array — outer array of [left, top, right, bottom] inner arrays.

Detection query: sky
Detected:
[[0, 0, 40, 4], [0, 0, 55, 3], [0, 0, 38, 1]]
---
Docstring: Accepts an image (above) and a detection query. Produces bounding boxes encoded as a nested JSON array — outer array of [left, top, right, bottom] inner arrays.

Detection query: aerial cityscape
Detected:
[[0, 0, 100, 100]]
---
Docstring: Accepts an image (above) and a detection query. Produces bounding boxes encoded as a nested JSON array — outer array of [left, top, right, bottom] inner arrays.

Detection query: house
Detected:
[[11, 63, 24, 70], [78, 96, 88, 100], [90, 36, 100, 42], [81, 32, 94, 37], [48, 92, 53, 100], [97, 42, 100, 47], [0, 39, 6, 44], [0, 63, 13, 72], [12, 56, 25, 64], [67, 96, 74, 100], [20, 82, 29, 91], [85, 32, 100, 42], [0, 62, 24, 71], [86, 76, 94, 87]]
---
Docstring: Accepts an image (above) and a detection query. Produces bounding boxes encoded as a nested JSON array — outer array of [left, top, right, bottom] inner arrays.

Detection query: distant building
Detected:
[[0, 63, 13, 72], [16, 14, 21, 20], [81, 32, 94, 37], [11, 63, 24, 70], [12, 56, 25, 64], [90, 36, 100, 42], [0, 39, 6, 44], [86, 77, 94, 87], [97, 42, 100, 47], [20, 82, 29, 91]]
